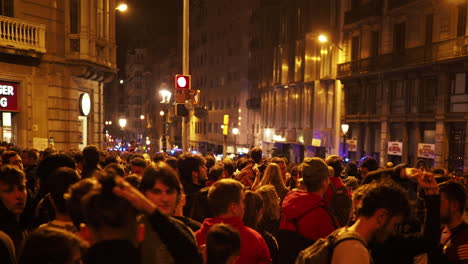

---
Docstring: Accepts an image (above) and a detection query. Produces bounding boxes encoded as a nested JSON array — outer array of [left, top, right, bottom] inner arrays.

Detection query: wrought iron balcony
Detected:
[[344, 0, 383, 25], [0, 16, 46, 54], [338, 36, 468, 78]]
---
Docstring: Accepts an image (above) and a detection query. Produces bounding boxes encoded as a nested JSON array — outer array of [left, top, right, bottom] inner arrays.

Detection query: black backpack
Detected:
[[328, 182, 352, 227], [295, 227, 368, 264], [278, 205, 339, 264]]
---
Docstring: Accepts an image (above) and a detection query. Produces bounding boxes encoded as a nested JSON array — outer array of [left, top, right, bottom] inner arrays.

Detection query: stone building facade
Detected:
[[338, 0, 468, 172], [0, 0, 117, 151]]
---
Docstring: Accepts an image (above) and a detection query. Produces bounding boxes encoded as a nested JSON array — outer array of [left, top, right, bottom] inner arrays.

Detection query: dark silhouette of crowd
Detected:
[[0, 143, 465, 264]]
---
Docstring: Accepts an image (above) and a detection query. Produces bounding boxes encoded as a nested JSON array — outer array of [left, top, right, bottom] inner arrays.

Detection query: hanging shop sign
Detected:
[[417, 143, 435, 159], [387, 141, 403, 156], [347, 139, 357, 152], [79, 93, 91, 116], [0, 82, 18, 112]]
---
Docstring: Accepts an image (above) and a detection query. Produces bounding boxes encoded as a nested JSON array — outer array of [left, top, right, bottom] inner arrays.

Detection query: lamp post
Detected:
[[159, 88, 172, 152], [341, 124, 349, 160], [119, 118, 127, 150], [232, 127, 239, 154]]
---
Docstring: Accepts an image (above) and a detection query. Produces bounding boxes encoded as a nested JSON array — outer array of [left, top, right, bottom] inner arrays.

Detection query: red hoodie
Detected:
[[195, 216, 272, 264], [279, 190, 337, 241]]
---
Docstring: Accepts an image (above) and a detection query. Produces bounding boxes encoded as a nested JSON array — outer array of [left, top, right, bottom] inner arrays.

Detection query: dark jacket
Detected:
[[84, 209, 203, 264], [0, 195, 34, 254]]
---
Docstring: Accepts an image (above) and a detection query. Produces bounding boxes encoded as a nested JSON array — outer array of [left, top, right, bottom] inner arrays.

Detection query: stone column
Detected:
[[379, 78, 391, 166], [435, 72, 449, 168], [402, 123, 409, 164]]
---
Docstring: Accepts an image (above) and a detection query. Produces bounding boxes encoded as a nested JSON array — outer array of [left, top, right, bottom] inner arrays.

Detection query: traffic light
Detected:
[[175, 74, 191, 90], [175, 74, 191, 103], [175, 103, 189, 117]]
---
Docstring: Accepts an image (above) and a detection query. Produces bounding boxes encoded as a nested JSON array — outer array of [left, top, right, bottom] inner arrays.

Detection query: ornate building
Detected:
[[253, 0, 343, 163], [0, 0, 117, 150], [338, 0, 468, 172]]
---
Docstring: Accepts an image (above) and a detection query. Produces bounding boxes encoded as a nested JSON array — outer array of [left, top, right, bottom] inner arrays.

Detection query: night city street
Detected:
[[0, 0, 466, 263]]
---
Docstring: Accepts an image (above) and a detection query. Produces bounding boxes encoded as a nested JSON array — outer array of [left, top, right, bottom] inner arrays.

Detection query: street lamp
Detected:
[[140, 115, 145, 120], [341, 124, 349, 159], [119, 118, 127, 150], [232, 127, 239, 154], [159, 89, 172, 152], [318, 34, 328, 43], [116, 3, 128, 12]]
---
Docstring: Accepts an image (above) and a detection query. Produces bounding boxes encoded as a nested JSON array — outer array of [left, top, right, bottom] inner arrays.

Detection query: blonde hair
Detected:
[[256, 185, 280, 221], [258, 163, 289, 200]]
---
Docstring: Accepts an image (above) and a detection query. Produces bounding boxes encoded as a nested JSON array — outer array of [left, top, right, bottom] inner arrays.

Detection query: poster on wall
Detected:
[[387, 141, 403, 156], [347, 139, 357, 152], [33, 137, 48, 150], [417, 143, 435, 159]]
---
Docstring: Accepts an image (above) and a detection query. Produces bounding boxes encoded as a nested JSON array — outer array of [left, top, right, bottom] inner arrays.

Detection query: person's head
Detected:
[[81, 171, 138, 244], [177, 153, 207, 185], [48, 167, 80, 216], [130, 157, 146, 176], [270, 157, 287, 181], [325, 155, 344, 178], [208, 179, 244, 218], [82, 145, 100, 168], [124, 174, 141, 189], [249, 148, 263, 164], [439, 180, 467, 224], [153, 152, 167, 163], [67, 178, 98, 229], [2, 151, 23, 171], [21, 148, 39, 167], [222, 159, 236, 178], [37, 154, 76, 195], [19, 227, 88, 264], [205, 223, 241, 264], [259, 163, 286, 190], [0, 165, 27, 216], [355, 183, 410, 243], [204, 155, 216, 172], [104, 163, 126, 177], [344, 161, 358, 177], [300, 157, 330, 194], [165, 156, 178, 171], [243, 191, 263, 229], [256, 185, 281, 221], [359, 156, 378, 178], [344, 176, 359, 191], [208, 165, 224, 182], [140, 162, 182, 216]]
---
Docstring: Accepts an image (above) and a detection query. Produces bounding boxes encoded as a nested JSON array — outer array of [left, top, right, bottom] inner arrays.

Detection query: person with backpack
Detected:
[[296, 181, 410, 264], [324, 155, 352, 226], [278, 157, 339, 264]]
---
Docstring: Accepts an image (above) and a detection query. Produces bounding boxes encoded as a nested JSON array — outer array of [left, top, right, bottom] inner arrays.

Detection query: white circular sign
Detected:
[[80, 93, 91, 116]]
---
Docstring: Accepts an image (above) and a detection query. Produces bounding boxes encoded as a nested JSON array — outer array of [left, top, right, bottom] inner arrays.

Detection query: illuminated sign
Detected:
[[79, 93, 91, 116], [0, 82, 18, 112]]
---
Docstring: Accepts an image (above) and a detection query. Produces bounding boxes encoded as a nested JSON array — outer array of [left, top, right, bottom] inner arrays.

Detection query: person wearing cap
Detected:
[[278, 157, 339, 263]]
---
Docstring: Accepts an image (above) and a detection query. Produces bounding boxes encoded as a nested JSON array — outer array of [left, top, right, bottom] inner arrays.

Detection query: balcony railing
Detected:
[[338, 36, 468, 77], [344, 0, 383, 25], [0, 16, 46, 53]]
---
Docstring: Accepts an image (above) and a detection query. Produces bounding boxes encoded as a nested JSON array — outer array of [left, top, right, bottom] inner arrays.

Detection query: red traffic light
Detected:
[[175, 74, 191, 90]]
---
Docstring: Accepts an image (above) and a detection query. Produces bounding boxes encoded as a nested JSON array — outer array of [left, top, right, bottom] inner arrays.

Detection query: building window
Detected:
[[0, 0, 13, 17], [351, 36, 360, 61], [135, 96, 142, 104], [393, 22, 406, 52], [70, 0, 80, 34], [370, 31, 379, 57], [425, 14, 433, 44], [457, 4, 467, 37]]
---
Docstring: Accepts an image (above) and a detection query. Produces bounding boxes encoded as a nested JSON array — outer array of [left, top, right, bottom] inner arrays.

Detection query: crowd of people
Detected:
[[0, 143, 466, 264]]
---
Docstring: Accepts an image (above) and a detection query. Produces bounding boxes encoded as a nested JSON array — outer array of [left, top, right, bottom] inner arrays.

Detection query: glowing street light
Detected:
[[318, 34, 328, 43], [159, 89, 172, 104], [140, 115, 145, 120], [119, 118, 127, 129], [116, 3, 128, 12]]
